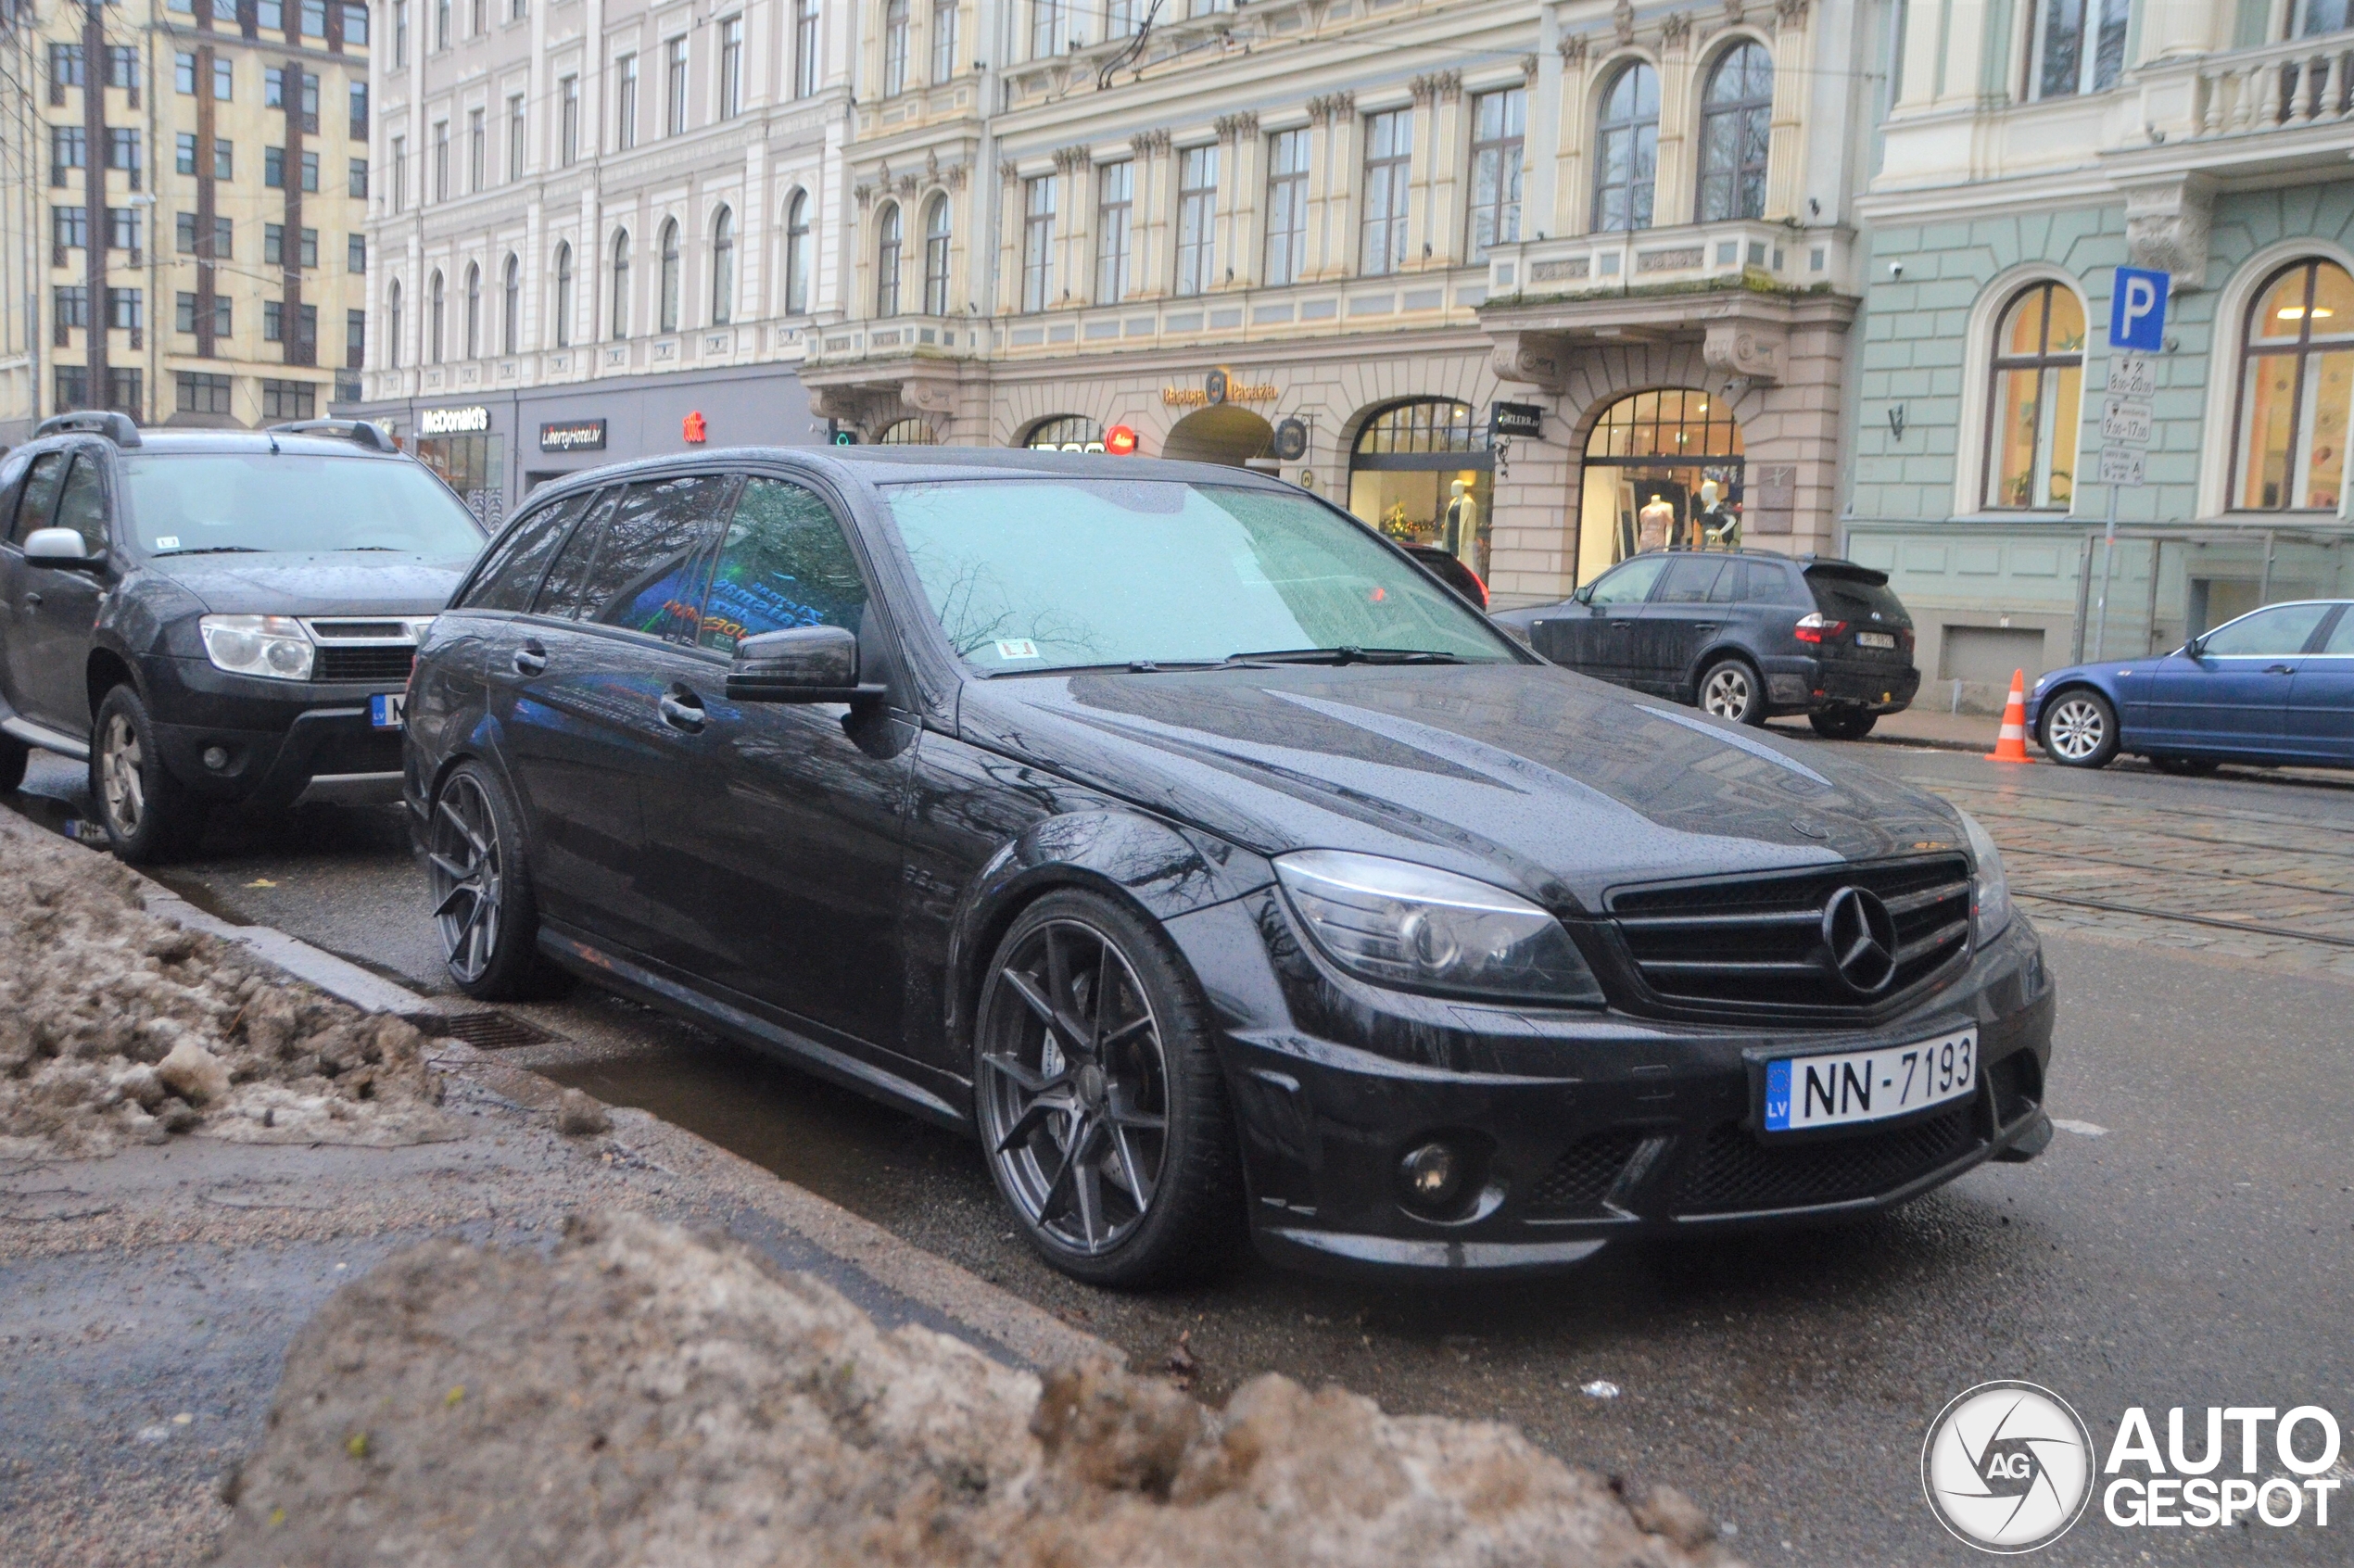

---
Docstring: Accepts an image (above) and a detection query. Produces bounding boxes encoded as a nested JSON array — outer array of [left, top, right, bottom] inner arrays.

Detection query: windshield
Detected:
[[881, 479, 1518, 674], [121, 453, 486, 558]]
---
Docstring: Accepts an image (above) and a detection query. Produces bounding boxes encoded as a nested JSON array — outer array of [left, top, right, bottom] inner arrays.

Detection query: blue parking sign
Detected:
[[2109, 266, 2170, 353]]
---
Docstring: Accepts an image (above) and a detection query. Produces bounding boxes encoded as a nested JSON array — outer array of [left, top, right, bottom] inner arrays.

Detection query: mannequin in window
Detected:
[[1637, 492, 1676, 552], [1697, 477, 1736, 549], [1442, 478, 1478, 558]]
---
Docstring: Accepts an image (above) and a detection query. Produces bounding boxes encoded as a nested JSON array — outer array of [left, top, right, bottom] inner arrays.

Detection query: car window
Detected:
[[1654, 556, 1724, 604], [1708, 560, 1758, 604], [2202, 602, 2332, 657], [696, 477, 870, 655], [1588, 556, 1670, 607], [10, 452, 69, 546], [531, 490, 620, 620], [0, 449, 31, 522], [122, 453, 483, 557], [2322, 610, 2354, 655], [1807, 568, 1909, 625], [462, 491, 592, 613], [51, 453, 109, 555], [569, 475, 733, 636]]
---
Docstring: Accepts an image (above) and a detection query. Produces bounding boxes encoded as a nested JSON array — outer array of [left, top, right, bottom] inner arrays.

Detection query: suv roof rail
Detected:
[[267, 418, 399, 453], [34, 411, 143, 448]]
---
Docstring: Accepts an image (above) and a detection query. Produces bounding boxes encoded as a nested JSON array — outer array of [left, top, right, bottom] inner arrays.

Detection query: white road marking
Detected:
[[2052, 1118, 2109, 1136]]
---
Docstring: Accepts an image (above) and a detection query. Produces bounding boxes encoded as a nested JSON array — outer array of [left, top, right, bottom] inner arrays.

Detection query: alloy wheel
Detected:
[[98, 712, 146, 839], [427, 773, 504, 986], [978, 917, 1171, 1258], [1701, 665, 1754, 719], [2044, 697, 2107, 763]]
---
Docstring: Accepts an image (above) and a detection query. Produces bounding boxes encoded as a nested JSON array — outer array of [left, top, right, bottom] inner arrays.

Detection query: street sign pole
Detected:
[[2093, 484, 2119, 661], [2090, 268, 2170, 663]]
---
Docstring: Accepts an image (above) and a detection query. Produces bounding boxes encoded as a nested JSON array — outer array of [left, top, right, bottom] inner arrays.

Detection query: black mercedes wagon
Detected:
[[405, 448, 2054, 1285]]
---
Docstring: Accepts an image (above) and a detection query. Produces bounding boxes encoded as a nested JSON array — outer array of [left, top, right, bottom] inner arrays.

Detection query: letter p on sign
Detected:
[[2110, 266, 2170, 354]]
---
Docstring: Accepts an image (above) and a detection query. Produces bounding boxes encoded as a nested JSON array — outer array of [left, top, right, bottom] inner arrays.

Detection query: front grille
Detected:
[[1678, 1106, 1980, 1214], [1607, 855, 1971, 1016], [316, 645, 416, 684], [1524, 1131, 1648, 1215]]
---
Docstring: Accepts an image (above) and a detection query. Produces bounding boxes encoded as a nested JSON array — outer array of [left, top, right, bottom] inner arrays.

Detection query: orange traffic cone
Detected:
[[1985, 669, 2032, 764]]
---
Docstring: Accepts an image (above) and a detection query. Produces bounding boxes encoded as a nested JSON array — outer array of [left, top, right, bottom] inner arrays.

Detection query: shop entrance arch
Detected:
[[1347, 399, 1494, 577], [1163, 405, 1272, 465], [1577, 389, 1744, 585]]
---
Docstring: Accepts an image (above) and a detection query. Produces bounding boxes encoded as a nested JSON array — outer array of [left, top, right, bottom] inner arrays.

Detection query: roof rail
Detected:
[[34, 411, 143, 448], [267, 418, 399, 453]]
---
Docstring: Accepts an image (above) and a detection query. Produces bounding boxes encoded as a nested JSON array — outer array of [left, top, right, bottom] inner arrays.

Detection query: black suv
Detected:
[[0, 411, 487, 861], [1492, 550, 1920, 739]]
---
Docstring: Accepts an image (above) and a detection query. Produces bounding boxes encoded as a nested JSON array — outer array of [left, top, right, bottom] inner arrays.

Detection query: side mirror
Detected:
[[1571, 583, 1594, 604], [724, 625, 886, 703], [2181, 636, 2205, 659], [23, 527, 103, 571]]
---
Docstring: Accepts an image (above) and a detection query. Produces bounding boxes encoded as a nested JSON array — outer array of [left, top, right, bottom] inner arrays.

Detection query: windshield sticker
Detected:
[[994, 639, 1042, 661], [154, 536, 180, 550]]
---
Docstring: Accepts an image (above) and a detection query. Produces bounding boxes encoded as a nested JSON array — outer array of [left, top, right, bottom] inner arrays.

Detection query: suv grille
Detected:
[[1678, 1106, 1980, 1214], [1606, 856, 1971, 1016], [316, 646, 416, 684]]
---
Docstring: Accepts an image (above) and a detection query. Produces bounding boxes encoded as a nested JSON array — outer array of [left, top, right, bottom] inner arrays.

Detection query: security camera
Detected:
[[1888, 260, 1905, 279]]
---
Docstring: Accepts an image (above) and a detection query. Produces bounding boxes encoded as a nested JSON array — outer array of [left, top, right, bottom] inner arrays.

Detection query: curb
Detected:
[[0, 808, 1120, 1372]]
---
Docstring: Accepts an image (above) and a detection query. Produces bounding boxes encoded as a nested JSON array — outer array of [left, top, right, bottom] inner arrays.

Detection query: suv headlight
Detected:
[[198, 614, 314, 681], [1273, 850, 1604, 1005], [1957, 809, 2012, 945]]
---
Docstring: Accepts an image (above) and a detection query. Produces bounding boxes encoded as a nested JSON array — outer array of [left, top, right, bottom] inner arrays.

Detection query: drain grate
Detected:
[[408, 1010, 561, 1050]]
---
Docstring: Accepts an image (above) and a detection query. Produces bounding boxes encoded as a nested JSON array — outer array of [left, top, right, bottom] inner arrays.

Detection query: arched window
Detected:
[[711, 206, 735, 325], [1983, 281, 2086, 511], [1348, 398, 1496, 575], [610, 229, 631, 339], [1577, 389, 1746, 581], [922, 195, 952, 316], [1593, 63, 1659, 234], [463, 262, 481, 358], [876, 202, 904, 316], [658, 219, 681, 333], [2233, 258, 2354, 512], [428, 270, 446, 363], [552, 242, 573, 348], [784, 190, 812, 315], [386, 280, 403, 369], [1024, 414, 1102, 450], [501, 254, 520, 354], [878, 417, 934, 444], [1697, 42, 1773, 223]]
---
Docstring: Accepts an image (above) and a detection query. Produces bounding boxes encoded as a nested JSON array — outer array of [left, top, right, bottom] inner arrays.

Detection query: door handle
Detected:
[[2266, 664, 2296, 675], [513, 641, 547, 677], [23, 592, 40, 608], [658, 690, 705, 732]]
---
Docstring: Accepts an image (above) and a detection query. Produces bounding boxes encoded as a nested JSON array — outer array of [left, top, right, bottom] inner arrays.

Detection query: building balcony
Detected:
[[2128, 32, 2354, 175], [1481, 219, 1856, 305]]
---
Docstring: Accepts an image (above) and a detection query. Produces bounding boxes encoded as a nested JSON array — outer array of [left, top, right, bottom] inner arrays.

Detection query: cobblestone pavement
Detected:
[[1910, 771, 2354, 983]]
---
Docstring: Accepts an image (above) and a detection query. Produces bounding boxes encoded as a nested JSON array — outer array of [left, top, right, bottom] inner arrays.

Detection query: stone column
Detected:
[[1215, 111, 1259, 289], [1653, 12, 1697, 229], [1555, 35, 1590, 235], [1132, 129, 1172, 299], [1309, 92, 1357, 281], [1413, 71, 1463, 270], [1765, 2, 1813, 221]]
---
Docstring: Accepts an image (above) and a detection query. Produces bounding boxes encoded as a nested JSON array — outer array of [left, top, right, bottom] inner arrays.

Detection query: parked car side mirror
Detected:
[[725, 625, 885, 704], [23, 527, 103, 571], [1572, 583, 1594, 604], [2181, 635, 2205, 659]]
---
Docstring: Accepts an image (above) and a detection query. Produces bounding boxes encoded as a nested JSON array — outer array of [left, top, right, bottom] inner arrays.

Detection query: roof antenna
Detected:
[[267, 429, 281, 454]]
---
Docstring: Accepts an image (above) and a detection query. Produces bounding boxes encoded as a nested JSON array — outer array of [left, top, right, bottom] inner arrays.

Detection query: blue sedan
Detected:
[[2025, 600, 2354, 771]]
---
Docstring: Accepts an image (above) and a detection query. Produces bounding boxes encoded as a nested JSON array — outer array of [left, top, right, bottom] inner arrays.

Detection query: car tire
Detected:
[[1697, 658, 1767, 726], [2039, 688, 2119, 769], [0, 734, 28, 793], [1808, 706, 1878, 740], [426, 760, 568, 1001], [972, 888, 1244, 1288], [89, 685, 209, 864], [2149, 753, 2221, 778]]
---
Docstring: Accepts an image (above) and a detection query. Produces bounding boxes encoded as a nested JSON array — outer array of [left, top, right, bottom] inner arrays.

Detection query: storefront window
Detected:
[[1576, 389, 1744, 585], [413, 432, 505, 528], [2233, 259, 2354, 512], [1347, 399, 1492, 578], [879, 418, 935, 445], [1026, 415, 1103, 451]]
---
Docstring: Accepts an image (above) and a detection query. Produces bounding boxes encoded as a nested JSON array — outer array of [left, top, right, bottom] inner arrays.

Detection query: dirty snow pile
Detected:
[[0, 824, 449, 1155], [212, 1212, 1744, 1568]]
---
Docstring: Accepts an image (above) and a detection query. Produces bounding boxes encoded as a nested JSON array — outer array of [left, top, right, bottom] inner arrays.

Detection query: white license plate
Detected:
[[1855, 631, 1897, 649], [1763, 1030, 1977, 1132], [370, 692, 406, 729]]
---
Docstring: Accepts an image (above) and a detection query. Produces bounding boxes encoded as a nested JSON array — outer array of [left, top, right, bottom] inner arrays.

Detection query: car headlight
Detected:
[[1273, 850, 1605, 1005], [1957, 809, 2012, 946], [198, 614, 314, 681]]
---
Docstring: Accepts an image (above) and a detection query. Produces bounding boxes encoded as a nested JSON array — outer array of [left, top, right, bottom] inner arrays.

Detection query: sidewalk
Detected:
[[1764, 705, 2010, 755]]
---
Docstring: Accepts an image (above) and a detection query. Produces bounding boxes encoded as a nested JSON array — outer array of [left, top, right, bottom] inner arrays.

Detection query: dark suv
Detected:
[[1492, 550, 1920, 738], [0, 411, 487, 861]]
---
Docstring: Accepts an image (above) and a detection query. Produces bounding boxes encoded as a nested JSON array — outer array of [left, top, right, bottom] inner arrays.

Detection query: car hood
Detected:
[[957, 664, 1969, 911], [147, 553, 475, 616]]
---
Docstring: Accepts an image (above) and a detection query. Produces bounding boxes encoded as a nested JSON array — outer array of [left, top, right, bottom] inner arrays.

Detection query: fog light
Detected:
[[1398, 1141, 1463, 1210], [201, 746, 229, 771]]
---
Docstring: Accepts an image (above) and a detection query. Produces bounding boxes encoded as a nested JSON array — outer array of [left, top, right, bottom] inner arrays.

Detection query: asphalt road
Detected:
[[12, 740, 2353, 1563]]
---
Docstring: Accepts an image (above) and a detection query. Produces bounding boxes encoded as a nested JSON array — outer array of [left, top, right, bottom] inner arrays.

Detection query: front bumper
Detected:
[[1168, 893, 2054, 1277], [142, 655, 407, 807]]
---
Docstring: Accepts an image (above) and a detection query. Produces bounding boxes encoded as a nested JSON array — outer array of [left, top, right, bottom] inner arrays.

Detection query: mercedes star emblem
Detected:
[[1821, 886, 1900, 994]]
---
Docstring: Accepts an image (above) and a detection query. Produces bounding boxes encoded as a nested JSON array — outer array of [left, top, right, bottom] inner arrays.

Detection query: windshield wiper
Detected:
[[1222, 646, 1466, 666], [336, 545, 401, 552], [151, 546, 264, 556]]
